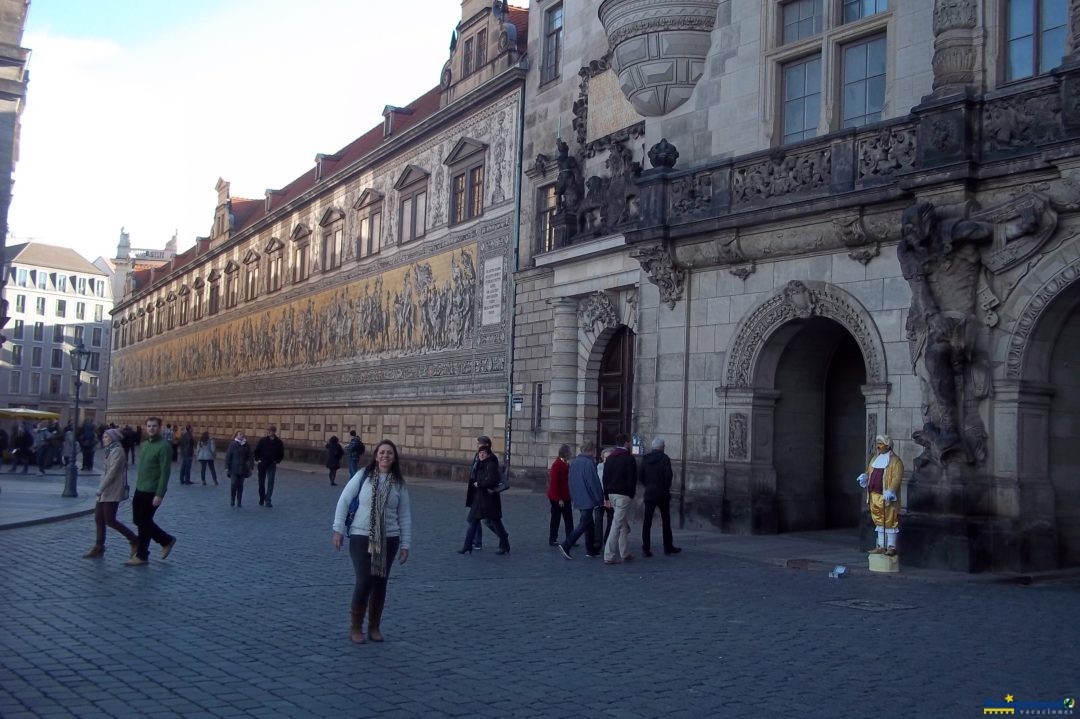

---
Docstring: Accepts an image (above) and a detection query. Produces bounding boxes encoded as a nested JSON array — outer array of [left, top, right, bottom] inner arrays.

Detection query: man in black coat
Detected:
[[602, 433, 638, 564], [639, 437, 681, 557], [254, 425, 285, 508]]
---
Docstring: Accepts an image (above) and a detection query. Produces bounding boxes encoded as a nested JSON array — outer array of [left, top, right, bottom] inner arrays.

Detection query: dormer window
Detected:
[[354, 189, 384, 259], [382, 105, 414, 138], [394, 165, 430, 243], [319, 207, 345, 272], [476, 29, 487, 69], [464, 36, 474, 76]]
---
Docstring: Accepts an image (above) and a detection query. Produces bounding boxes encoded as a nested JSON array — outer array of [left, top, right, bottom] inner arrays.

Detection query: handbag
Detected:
[[488, 466, 510, 494], [344, 471, 369, 530]]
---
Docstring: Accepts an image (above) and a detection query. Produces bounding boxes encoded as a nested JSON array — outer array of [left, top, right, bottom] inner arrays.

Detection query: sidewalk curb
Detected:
[[0, 507, 95, 531]]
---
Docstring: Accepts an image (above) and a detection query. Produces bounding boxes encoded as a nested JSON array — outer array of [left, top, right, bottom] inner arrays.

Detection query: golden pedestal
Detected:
[[868, 553, 899, 573]]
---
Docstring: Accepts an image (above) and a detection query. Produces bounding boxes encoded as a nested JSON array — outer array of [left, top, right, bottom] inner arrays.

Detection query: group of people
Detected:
[[549, 435, 681, 562], [2, 419, 104, 473]]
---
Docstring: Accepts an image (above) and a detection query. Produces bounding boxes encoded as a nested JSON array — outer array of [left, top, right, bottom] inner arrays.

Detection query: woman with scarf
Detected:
[[225, 430, 254, 507], [857, 434, 904, 556], [332, 439, 411, 644], [82, 428, 138, 559], [325, 435, 345, 486]]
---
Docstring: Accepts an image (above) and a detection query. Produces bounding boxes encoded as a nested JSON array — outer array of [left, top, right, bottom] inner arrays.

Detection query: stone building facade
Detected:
[[511, 0, 1080, 572], [108, 1, 528, 477]]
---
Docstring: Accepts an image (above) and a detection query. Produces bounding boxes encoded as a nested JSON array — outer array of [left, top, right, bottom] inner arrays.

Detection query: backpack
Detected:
[[344, 471, 370, 531]]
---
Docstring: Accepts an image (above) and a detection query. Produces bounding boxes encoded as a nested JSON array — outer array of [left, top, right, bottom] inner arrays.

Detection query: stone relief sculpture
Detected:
[[555, 139, 584, 215], [112, 247, 482, 390], [732, 148, 831, 205], [578, 291, 619, 335], [898, 201, 993, 468], [630, 244, 684, 309]]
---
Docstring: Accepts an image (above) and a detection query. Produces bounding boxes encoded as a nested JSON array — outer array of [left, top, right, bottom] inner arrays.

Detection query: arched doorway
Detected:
[[597, 325, 635, 447], [769, 318, 867, 532], [1048, 290, 1080, 566]]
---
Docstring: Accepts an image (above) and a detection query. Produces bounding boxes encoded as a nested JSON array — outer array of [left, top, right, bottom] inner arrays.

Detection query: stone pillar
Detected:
[[547, 297, 581, 450], [1057, 0, 1080, 134], [930, 0, 977, 98], [716, 386, 779, 534]]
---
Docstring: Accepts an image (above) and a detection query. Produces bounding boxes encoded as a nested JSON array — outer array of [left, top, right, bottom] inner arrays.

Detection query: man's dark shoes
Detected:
[[558, 544, 572, 560], [585, 552, 600, 558], [161, 538, 177, 560], [258, 498, 264, 506], [664, 547, 682, 555], [265, 500, 272, 508], [642, 549, 654, 558]]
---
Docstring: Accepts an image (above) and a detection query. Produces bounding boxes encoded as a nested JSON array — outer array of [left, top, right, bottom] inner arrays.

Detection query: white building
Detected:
[[1, 242, 112, 423]]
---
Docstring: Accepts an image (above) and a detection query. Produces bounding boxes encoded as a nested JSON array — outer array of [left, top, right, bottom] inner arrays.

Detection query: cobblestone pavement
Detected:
[[0, 466, 1076, 718]]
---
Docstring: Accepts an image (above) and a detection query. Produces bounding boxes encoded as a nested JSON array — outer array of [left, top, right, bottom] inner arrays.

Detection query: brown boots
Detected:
[[367, 595, 385, 642], [82, 546, 104, 559], [349, 603, 366, 644]]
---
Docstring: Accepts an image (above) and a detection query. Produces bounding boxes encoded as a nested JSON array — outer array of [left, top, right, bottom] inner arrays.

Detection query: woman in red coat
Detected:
[[547, 444, 573, 546]]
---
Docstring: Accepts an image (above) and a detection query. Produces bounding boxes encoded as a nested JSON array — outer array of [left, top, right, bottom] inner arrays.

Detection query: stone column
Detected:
[[1057, 0, 1080, 133], [716, 386, 780, 534], [547, 297, 581, 450], [930, 0, 977, 97]]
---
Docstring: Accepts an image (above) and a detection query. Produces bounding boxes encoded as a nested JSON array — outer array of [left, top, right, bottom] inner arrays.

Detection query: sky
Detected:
[[8, 0, 476, 263]]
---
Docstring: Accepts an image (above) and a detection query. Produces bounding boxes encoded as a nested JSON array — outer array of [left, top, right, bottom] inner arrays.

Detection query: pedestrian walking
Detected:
[[325, 435, 345, 486], [79, 419, 97, 471], [122, 425, 138, 466], [177, 425, 195, 484], [345, 430, 365, 479], [162, 423, 176, 462], [9, 424, 32, 472], [558, 441, 604, 560], [125, 417, 177, 567], [82, 428, 138, 560], [464, 435, 491, 550], [602, 433, 638, 564], [547, 444, 573, 546], [255, 425, 285, 507], [196, 431, 218, 485], [594, 447, 615, 551], [225, 430, 254, 507], [457, 441, 511, 555], [35, 421, 55, 474], [857, 434, 904, 557], [62, 425, 75, 468], [639, 438, 680, 557], [332, 439, 412, 644]]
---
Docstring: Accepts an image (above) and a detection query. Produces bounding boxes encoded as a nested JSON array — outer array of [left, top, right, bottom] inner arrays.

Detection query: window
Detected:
[[399, 186, 427, 243], [35, 297, 45, 315], [8, 370, 19, 393], [35, 271, 47, 289], [55, 300, 66, 318], [15, 268, 27, 287], [532, 382, 544, 430], [77, 277, 87, 295], [842, 0, 886, 23], [841, 35, 886, 128], [542, 3, 564, 84], [94, 305, 103, 322], [782, 0, 822, 43], [476, 29, 487, 69], [358, 210, 382, 259], [451, 163, 485, 224], [209, 283, 221, 315], [464, 36, 474, 76], [94, 279, 105, 297], [321, 228, 343, 272], [10, 344, 22, 365], [33, 322, 43, 341], [53, 324, 64, 343], [75, 302, 86, 320], [782, 55, 822, 142], [244, 263, 260, 301], [179, 294, 189, 325], [268, 253, 283, 292], [224, 270, 238, 309], [56, 275, 67, 293], [31, 346, 42, 367], [51, 348, 63, 368], [29, 372, 40, 394], [167, 302, 175, 329], [48, 374, 60, 395], [536, 184, 558, 253], [155, 306, 164, 334], [1006, 0, 1067, 82], [91, 327, 102, 347], [88, 352, 100, 372], [74, 325, 84, 344], [15, 294, 24, 313], [12, 319, 23, 339], [88, 376, 99, 399], [293, 244, 309, 283], [193, 285, 204, 320]]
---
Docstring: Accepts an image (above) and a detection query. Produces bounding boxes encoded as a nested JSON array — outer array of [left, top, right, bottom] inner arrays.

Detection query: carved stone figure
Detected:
[[631, 245, 685, 310], [554, 139, 583, 214], [898, 201, 993, 465]]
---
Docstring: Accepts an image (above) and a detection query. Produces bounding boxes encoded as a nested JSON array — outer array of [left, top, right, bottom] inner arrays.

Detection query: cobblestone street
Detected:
[[0, 466, 1076, 718]]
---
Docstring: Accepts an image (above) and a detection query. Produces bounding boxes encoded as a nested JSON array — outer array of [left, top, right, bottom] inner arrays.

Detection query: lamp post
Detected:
[[62, 342, 91, 498]]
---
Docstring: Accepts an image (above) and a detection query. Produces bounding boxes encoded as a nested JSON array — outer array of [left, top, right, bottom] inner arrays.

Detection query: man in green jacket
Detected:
[[125, 417, 177, 566]]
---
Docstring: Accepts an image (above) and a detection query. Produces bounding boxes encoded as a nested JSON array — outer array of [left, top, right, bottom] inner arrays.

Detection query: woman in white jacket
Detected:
[[82, 428, 138, 559], [332, 439, 411, 644]]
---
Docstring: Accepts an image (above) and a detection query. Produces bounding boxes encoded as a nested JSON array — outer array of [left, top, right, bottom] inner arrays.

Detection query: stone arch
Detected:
[[575, 288, 639, 442], [724, 280, 888, 388], [1004, 254, 1080, 380]]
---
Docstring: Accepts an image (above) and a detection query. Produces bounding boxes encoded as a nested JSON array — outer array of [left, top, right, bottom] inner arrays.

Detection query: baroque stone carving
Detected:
[[648, 138, 679, 169], [898, 202, 993, 468], [856, 126, 916, 182], [578, 291, 620, 334], [728, 413, 748, 460], [555, 139, 584, 215], [866, 413, 878, 458], [833, 215, 890, 265], [579, 139, 642, 236], [974, 186, 1080, 274], [598, 0, 720, 116], [724, 281, 887, 388], [732, 148, 831, 205], [670, 171, 712, 219], [933, 0, 977, 31], [983, 90, 1063, 153], [730, 262, 755, 281], [1006, 257, 1080, 379], [631, 244, 685, 309]]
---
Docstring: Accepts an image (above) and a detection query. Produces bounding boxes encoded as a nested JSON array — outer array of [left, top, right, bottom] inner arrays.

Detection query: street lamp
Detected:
[[62, 342, 92, 498]]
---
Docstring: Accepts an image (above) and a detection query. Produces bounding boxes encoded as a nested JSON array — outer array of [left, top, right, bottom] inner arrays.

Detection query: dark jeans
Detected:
[[548, 499, 573, 544], [94, 501, 137, 548], [329, 468, 339, 485], [80, 446, 94, 471], [593, 506, 614, 551], [349, 535, 400, 606], [562, 509, 596, 555], [347, 456, 359, 479], [35, 445, 50, 473], [179, 454, 193, 484], [258, 462, 277, 501], [200, 460, 217, 484], [9, 449, 30, 472], [132, 490, 173, 561], [126, 445, 137, 465], [230, 475, 246, 505], [463, 517, 509, 551], [642, 498, 675, 552]]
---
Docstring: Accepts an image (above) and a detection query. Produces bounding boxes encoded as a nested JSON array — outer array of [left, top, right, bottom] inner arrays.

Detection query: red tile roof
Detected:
[[507, 5, 529, 51]]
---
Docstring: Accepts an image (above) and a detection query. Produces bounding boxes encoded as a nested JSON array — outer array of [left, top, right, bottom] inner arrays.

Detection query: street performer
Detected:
[[858, 434, 904, 556]]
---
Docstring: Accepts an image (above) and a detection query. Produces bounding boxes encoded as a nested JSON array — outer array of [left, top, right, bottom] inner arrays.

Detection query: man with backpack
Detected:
[[345, 430, 365, 480], [254, 425, 286, 508]]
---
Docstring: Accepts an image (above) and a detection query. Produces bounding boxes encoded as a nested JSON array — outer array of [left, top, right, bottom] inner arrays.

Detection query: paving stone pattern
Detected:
[[0, 467, 1076, 718]]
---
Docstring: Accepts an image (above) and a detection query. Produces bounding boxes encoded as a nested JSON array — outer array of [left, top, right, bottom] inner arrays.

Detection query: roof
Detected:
[[5, 242, 107, 276], [507, 5, 529, 50]]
